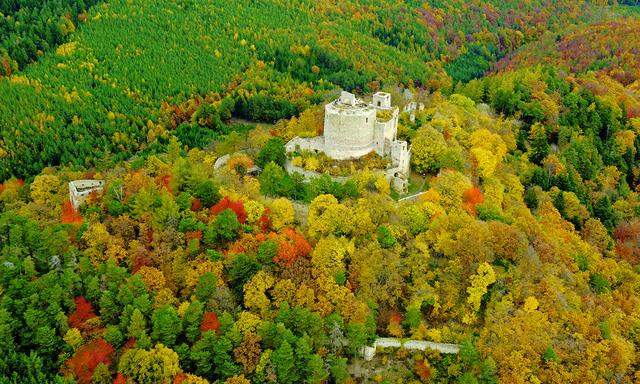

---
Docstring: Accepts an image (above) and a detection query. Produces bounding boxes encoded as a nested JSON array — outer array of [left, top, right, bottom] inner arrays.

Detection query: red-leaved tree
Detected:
[[211, 197, 247, 223], [68, 296, 97, 329], [415, 359, 431, 381], [614, 220, 640, 265], [173, 373, 187, 384], [257, 208, 271, 232], [200, 311, 221, 334], [191, 197, 202, 212], [185, 230, 203, 243], [160, 175, 173, 194], [61, 200, 83, 224], [65, 338, 114, 384]]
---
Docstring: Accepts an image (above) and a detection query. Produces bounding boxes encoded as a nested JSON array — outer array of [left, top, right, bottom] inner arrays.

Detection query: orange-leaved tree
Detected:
[[463, 186, 484, 215], [61, 200, 83, 224], [65, 338, 114, 384], [273, 228, 312, 267], [201, 311, 221, 334]]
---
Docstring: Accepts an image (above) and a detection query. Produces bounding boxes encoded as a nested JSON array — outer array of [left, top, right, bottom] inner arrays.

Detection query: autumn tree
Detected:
[[211, 197, 247, 224], [118, 344, 181, 384], [411, 125, 449, 174], [64, 338, 114, 384], [200, 312, 221, 334], [68, 296, 97, 330], [233, 332, 262, 374], [273, 228, 312, 267], [464, 262, 496, 324], [269, 198, 295, 231], [243, 270, 275, 314], [311, 236, 352, 280], [307, 194, 355, 238]]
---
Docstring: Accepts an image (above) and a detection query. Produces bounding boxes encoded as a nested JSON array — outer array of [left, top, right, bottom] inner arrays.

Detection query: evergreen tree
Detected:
[[194, 272, 218, 304], [271, 340, 298, 384], [256, 137, 286, 168], [183, 300, 205, 343], [128, 309, 147, 341], [593, 195, 616, 231], [151, 306, 182, 347], [528, 123, 550, 165]]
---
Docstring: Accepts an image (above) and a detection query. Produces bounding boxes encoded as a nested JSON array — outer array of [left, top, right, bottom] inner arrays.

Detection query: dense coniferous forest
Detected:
[[0, 0, 103, 72], [1, 1, 640, 383], [0, 0, 627, 180]]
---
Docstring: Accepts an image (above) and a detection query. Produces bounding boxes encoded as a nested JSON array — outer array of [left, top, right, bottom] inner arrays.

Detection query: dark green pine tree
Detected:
[[271, 340, 298, 384]]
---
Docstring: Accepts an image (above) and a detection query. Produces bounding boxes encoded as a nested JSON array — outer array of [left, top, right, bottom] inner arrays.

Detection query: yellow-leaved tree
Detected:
[[243, 270, 275, 314], [118, 344, 181, 383], [410, 124, 448, 174], [269, 198, 294, 231], [307, 194, 354, 239], [30, 174, 63, 208], [469, 129, 507, 178], [464, 262, 496, 324], [311, 236, 353, 279]]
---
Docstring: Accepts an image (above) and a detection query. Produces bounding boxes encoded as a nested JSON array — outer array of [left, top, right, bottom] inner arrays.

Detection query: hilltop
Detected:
[[2, 92, 639, 383]]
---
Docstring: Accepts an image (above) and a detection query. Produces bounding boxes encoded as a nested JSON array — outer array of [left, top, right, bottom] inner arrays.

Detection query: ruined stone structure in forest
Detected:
[[360, 338, 460, 361], [69, 180, 105, 210], [286, 91, 411, 192]]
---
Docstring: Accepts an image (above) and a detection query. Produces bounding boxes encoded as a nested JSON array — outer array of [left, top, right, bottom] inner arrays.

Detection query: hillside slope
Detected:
[[0, 0, 617, 181], [1, 93, 639, 383], [497, 17, 640, 117]]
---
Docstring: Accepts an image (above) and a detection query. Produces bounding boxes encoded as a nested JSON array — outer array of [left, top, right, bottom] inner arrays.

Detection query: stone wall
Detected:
[[284, 161, 351, 183], [372, 92, 392, 108], [389, 140, 411, 176], [285, 136, 325, 154], [361, 337, 460, 361], [286, 160, 408, 193], [69, 180, 105, 210]]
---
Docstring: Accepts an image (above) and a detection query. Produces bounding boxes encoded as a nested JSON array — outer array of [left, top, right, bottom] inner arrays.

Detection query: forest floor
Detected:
[[348, 355, 414, 383]]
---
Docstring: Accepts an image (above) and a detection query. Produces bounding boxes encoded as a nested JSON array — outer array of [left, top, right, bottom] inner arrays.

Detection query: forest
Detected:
[[1, 0, 640, 383], [0, 0, 629, 181]]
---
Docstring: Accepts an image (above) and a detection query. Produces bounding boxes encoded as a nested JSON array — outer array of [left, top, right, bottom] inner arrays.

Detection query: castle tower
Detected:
[[372, 92, 392, 109], [371, 92, 399, 150], [323, 91, 377, 160]]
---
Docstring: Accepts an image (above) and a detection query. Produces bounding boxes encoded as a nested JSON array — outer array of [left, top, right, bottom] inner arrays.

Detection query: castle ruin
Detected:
[[69, 180, 105, 210], [286, 91, 411, 192]]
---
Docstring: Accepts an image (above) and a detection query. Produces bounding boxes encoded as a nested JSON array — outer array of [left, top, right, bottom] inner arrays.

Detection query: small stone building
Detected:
[[286, 91, 411, 192], [69, 180, 105, 210]]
